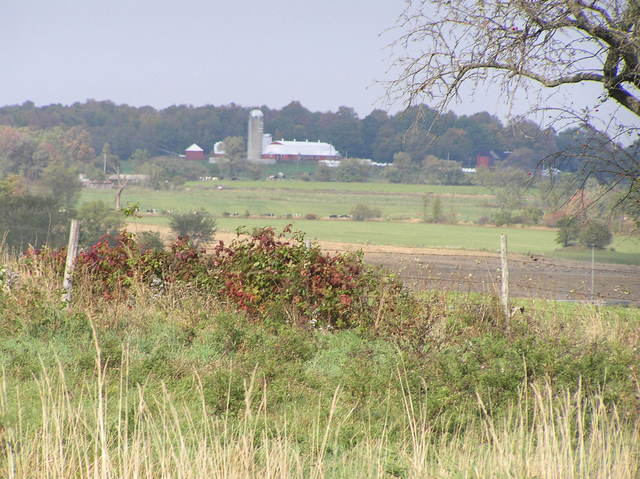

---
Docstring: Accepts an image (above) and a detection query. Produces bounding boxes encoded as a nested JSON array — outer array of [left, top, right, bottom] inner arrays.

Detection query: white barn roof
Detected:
[[185, 143, 204, 152], [264, 140, 339, 157]]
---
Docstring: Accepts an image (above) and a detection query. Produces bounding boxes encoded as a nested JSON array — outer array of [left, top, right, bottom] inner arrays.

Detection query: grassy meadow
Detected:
[[1, 250, 639, 477], [79, 181, 640, 264], [136, 216, 640, 260], [81, 181, 495, 222]]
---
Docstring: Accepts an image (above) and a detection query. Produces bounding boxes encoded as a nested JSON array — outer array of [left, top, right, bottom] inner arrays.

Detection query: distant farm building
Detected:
[[212, 141, 226, 158], [185, 143, 205, 160], [211, 110, 341, 164], [263, 139, 340, 162], [475, 150, 506, 168], [475, 153, 492, 168]]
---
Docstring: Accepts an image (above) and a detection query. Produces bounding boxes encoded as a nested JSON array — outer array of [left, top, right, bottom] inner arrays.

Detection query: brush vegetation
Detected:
[[1, 229, 639, 477]]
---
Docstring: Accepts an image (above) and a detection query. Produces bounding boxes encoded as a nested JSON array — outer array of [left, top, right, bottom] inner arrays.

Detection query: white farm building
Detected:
[[262, 139, 340, 162], [211, 110, 341, 164]]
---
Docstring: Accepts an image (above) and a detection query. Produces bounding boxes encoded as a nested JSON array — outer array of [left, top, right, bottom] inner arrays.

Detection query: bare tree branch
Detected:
[[391, 0, 640, 117]]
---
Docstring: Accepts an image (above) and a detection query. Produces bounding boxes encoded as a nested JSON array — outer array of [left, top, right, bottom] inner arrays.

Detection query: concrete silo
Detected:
[[247, 109, 272, 163]]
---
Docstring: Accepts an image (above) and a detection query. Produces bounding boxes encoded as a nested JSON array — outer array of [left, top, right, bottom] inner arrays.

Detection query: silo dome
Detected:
[[250, 109, 263, 118]]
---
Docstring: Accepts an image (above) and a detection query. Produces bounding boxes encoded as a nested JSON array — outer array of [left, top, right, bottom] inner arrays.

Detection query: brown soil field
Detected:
[[128, 223, 640, 306]]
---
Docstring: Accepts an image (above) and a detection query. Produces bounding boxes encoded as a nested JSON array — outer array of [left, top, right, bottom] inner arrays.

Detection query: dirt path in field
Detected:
[[128, 223, 640, 306]]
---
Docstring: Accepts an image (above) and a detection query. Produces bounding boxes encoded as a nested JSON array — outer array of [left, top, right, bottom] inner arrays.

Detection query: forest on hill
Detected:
[[0, 99, 629, 172]]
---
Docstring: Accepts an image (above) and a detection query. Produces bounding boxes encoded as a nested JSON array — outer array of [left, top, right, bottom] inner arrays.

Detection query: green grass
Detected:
[[1, 268, 639, 477], [186, 178, 494, 195], [79, 182, 640, 264], [128, 215, 640, 262], [81, 182, 499, 224], [551, 245, 640, 265], [262, 161, 317, 177]]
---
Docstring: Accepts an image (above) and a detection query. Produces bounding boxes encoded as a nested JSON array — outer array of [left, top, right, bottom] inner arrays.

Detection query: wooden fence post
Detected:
[[500, 234, 509, 320], [62, 219, 80, 304]]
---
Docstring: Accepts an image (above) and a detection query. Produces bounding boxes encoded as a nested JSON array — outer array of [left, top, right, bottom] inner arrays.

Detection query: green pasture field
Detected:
[[262, 161, 317, 176], [79, 182, 639, 265], [185, 179, 494, 195], [81, 182, 497, 223], [127, 215, 640, 264]]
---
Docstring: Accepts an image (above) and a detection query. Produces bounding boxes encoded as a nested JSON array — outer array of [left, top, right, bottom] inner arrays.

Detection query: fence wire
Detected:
[[320, 247, 640, 304]]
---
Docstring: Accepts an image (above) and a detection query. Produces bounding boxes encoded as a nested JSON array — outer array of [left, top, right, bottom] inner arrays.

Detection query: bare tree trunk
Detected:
[[115, 185, 125, 210], [114, 179, 128, 211]]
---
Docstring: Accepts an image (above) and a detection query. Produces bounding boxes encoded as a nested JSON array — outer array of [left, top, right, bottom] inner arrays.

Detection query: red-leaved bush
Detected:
[[23, 227, 408, 329]]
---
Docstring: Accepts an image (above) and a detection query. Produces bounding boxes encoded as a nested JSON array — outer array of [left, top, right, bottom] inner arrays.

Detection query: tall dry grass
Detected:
[[1, 345, 638, 478], [1, 248, 639, 478]]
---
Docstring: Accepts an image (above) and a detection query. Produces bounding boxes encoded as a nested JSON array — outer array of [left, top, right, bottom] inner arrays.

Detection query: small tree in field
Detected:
[[431, 197, 445, 223], [350, 203, 382, 221], [578, 221, 612, 249], [555, 216, 580, 247], [169, 210, 216, 246]]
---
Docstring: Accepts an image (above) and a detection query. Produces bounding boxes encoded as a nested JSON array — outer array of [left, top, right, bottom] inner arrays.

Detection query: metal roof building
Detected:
[[262, 140, 340, 161]]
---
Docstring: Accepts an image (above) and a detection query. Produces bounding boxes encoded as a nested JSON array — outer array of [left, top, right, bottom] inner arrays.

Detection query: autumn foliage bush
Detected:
[[23, 226, 408, 329]]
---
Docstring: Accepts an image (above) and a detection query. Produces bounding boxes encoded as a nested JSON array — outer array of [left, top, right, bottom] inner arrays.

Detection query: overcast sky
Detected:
[[1, 0, 636, 130], [0, 0, 510, 117]]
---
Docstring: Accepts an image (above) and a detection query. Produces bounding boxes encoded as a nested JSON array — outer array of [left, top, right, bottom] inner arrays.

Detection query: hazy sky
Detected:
[[1, 0, 636, 128], [2, 0, 404, 115], [1, 0, 510, 117]]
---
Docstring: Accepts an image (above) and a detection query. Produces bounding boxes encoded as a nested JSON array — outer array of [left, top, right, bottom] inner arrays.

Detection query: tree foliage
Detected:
[[350, 203, 382, 221], [0, 190, 70, 249], [422, 155, 467, 185], [168, 210, 216, 246], [556, 216, 581, 247], [475, 165, 531, 210], [40, 162, 82, 210], [136, 156, 210, 189], [77, 200, 124, 247], [0, 100, 603, 168], [578, 221, 613, 249], [391, 0, 640, 211]]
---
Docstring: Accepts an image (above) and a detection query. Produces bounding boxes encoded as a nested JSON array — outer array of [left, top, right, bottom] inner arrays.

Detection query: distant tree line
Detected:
[[2, 100, 638, 173]]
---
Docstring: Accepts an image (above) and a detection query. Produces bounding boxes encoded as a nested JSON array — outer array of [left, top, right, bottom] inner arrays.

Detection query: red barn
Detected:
[[185, 143, 204, 160], [476, 154, 491, 168]]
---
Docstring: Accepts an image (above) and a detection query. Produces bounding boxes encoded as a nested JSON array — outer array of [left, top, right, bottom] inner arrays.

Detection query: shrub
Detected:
[[313, 164, 332, 181], [168, 209, 216, 246], [336, 158, 371, 182], [136, 231, 164, 252], [431, 197, 445, 223], [23, 227, 409, 330], [0, 192, 71, 249], [77, 200, 124, 247], [521, 207, 544, 225], [350, 203, 382, 221], [492, 210, 513, 226], [578, 221, 612, 249]]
